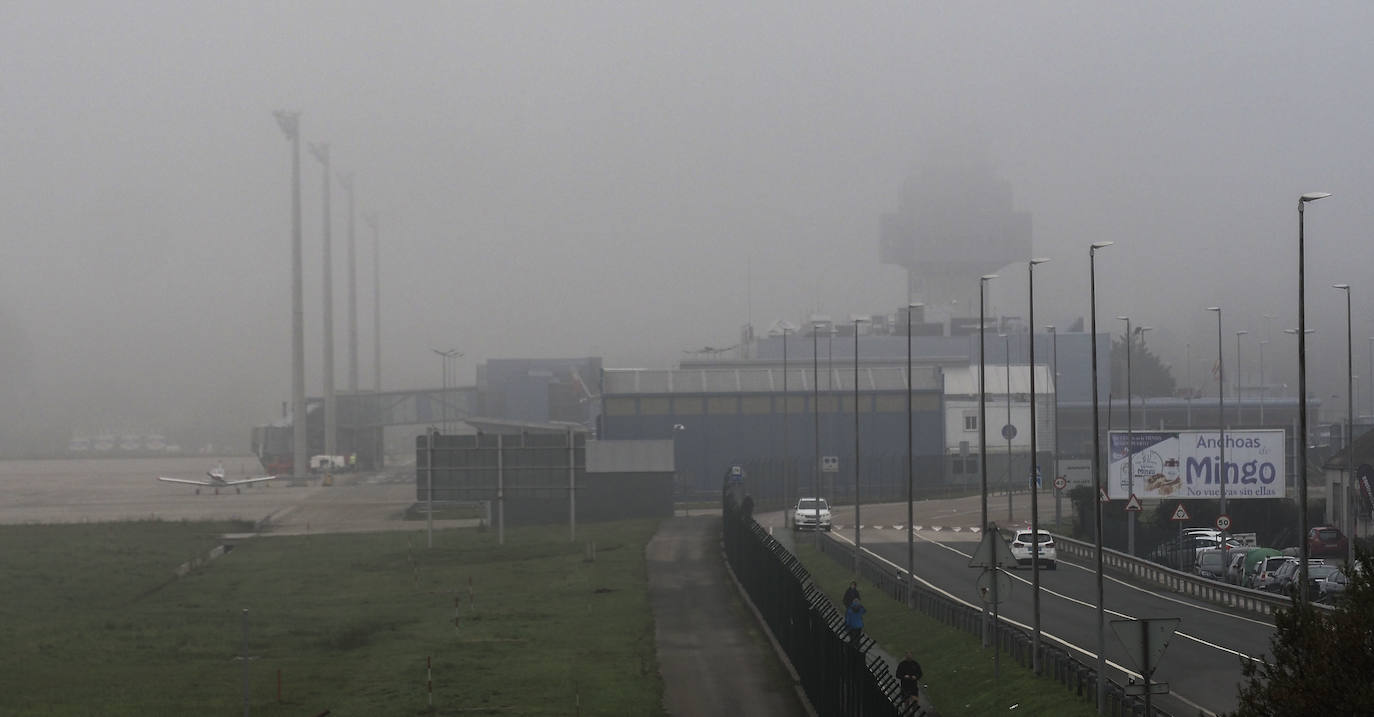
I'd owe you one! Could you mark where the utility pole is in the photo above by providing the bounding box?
[274,111,307,480]
[308,142,337,462]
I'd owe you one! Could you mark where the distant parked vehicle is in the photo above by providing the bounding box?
[1307,526,1349,559]
[1195,549,1229,581]
[1301,564,1342,601]
[1268,558,1325,595]
[1251,555,1292,590]
[1226,547,1259,585]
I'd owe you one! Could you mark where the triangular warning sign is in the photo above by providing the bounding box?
[1099,488,1111,503]
[1110,618,1180,677]
[968,527,1019,568]
[1125,494,1143,512]
[1170,503,1190,521]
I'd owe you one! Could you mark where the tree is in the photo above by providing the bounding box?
[1111,333,1176,398]
[1227,551,1374,715]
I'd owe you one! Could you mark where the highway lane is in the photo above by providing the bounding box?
[851,527,1272,716]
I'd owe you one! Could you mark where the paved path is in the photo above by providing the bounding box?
[648,515,807,716]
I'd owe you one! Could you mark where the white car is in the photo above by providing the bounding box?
[793,497,832,531]
[1010,530,1057,570]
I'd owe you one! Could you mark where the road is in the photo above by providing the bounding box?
[761,492,1272,716]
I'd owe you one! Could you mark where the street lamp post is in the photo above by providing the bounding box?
[365,213,382,394]
[308,142,338,462]
[273,110,307,480]
[980,277,998,533]
[1089,241,1113,714]
[1259,339,1268,426]
[1117,316,1136,555]
[853,315,868,574]
[1028,257,1050,673]
[1208,308,1226,528]
[1236,330,1249,426]
[814,319,822,548]
[1334,283,1354,552]
[1002,333,1013,522]
[1047,324,1061,528]
[782,325,792,527]
[1298,191,1332,604]
[906,303,923,605]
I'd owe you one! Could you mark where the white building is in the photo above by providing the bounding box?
[943,364,1056,489]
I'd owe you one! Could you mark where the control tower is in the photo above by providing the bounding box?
[879,151,1032,318]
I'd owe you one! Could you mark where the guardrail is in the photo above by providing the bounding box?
[1051,535,1330,617]
[816,536,1165,717]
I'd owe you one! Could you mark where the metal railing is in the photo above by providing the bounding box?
[816,535,1169,717]
[723,491,924,716]
[1051,534,1327,616]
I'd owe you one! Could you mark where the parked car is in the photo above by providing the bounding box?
[1241,548,1283,588]
[1307,526,1349,559]
[1195,549,1229,581]
[1010,530,1057,570]
[792,498,832,531]
[1251,555,1293,590]
[1225,547,1259,585]
[1301,564,1342,601]
[1267,558,1325,595]
[1316,568,1349,603]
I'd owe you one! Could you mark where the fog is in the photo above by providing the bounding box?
[3,2,1374,453]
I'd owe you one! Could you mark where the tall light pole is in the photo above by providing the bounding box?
[1235,330,1249,425]
[1334,283,1354,550]
[1298,191,1332,604]
[852,315,868,574]
[1138,326,1153,428]
[906,302,923,605]
[1028,257,1050,673]
[338,172,360,395]
[1208,307,1227,528]
[1259,339,1269,426]
[813,319,822,547]
[432,349,461,433]
[1089,240,1113,714]
[365,213,382,392]
[308,142,338,462]
[1117,315,1136,555]
[1368,337,1374,421]
[1002,333,1013,522]
[781,324,792,527]
[979,276,997,533]
[274,110,307,480]
[1047,324,1061,528]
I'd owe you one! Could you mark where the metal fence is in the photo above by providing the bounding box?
[816,536,1172,717]
[722,490,923,716]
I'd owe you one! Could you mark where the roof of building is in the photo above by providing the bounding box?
[602,365,942,395]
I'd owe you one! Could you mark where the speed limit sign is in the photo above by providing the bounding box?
[1053,476,1067,491]
[1215,514,1232,531]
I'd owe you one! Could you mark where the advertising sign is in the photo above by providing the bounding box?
[1058,459,1093,489]
[1107,430,1286,500]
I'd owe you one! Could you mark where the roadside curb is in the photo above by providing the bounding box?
[720,535,819,717]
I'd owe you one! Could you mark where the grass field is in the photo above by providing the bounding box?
[0,519,665,716]
[794,541,1100,717]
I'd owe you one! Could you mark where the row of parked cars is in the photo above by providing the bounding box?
[1182,525,1354,603]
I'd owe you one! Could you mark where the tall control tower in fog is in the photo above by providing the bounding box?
[879,151,1031,317]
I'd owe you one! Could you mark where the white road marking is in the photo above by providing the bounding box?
[833,531,1229,717]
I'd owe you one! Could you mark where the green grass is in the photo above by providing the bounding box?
[795,542,1100,717]
[0,518,665,716]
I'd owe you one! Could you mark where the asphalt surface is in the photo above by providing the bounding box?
[648,515,808,717]
[756,492,1273,717]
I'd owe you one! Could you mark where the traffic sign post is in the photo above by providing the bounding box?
[969,524,1018,680]
[1110,617,1180,714]
[1053,475,1067,528]
[1171,503,1191,550]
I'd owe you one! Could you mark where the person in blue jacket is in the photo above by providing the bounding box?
[845,598,866,645]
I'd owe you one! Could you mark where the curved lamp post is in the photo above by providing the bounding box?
[1298,191,1332,603]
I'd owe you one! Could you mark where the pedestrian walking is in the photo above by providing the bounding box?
[844,598,866,645]
[896,650,923,705]
[843,580,861,609]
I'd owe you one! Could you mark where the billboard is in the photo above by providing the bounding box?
[1107,430,1286,500]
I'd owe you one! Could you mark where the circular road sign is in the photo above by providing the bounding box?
[1053,476,1068,491]
[1215,514,1232,531]
[1001,423,1018,440]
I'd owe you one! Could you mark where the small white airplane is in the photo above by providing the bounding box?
[157,464,278,494]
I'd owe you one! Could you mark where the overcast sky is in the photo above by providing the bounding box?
[3,2,1373,449]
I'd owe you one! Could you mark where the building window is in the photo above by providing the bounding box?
[964,413,978,432]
